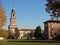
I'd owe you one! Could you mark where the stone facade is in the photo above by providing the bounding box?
[44,20,60,40]
[19,29,35,39]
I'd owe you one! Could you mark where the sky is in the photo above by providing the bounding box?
[0,0,51,30]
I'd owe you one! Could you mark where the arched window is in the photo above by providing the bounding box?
[13,14,14,16]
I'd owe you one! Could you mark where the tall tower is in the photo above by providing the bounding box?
[8,8,17,36]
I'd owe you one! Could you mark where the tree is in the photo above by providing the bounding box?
[26,33,30,39]
[45,0,60,20]
[34,26,42,39]
[7,33,15,39]
[15,28,20,39]
[29,31,34,39]
[0,4,6,28]
[24,31,34,40]
[0,29,8,39]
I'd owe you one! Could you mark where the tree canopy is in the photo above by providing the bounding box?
[45,0,60,20]
[34,26,42,39]
[0,29,8,39]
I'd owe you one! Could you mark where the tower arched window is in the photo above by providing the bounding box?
[13,14,14,16]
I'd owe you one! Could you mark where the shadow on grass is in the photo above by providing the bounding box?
[7,39,60,43]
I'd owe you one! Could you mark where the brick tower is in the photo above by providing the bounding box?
[8,8,17,36]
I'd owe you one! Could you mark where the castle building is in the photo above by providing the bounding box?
[8,8,44,39]
[8,8,35,39]
[8,8,17,36]
[44,20,60,40]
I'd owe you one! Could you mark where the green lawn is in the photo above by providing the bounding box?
[0,40,60,45]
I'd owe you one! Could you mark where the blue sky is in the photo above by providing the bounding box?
[0,0,51,30]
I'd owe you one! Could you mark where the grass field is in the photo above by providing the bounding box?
[0,40,60,45]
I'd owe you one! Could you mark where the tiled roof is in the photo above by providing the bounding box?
[44,20,60,23]
[19,29,44,33]
[19,29,35,31]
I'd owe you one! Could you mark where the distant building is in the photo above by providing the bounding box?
[18,29,44,39]
[44,20,60,40]
[19,29,34,39]
[8,8,44,39]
